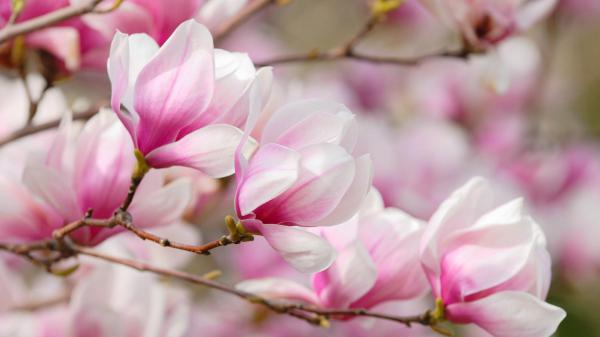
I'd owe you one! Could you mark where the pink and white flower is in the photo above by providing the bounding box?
[108,19,270,177]
[420,177,566,337]
[234,99,372,272]
[418,0,558,50]
[20,110,192,245]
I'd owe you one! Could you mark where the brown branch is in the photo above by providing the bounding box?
[121,222,225,255]
[213,0,279,43]
[0,236,439,330]
[0,0,103,44]
[0,106,100,147]
[255,48,470,67]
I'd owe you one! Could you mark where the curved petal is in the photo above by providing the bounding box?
[134,20,214,153]
[236,143,301,216]
[74,111,134,218]
[352,209,428,307]
[107,32,158,140]
[255,144,356,226]
[439,200,542,304]
[23,162,80,221]
[420,177,493,296]
[309,154,372,227]
[446,291,566,337]
[312,241,376,308]
[128,178,193,230]
[236,278,319,305]
[261,99,357,151]
[145,124,253,178]
[234,67,274,180]
[260,224,336,273]
[179,50,257,135]
[45,112,74,171]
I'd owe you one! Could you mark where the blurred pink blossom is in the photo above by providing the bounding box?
[418,0,557,50]
[18,110,191,245]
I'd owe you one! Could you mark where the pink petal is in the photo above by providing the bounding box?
[446,291,566,337]
[439,199,543,304]
[261,99,357,151]
[312,241,376,308]
[255,144,356,226]
[236,143,301,216]
[236,278,320,305]
[128,178,193,230]
[352,209,428,308]
[260,223,336,273]
[45,112,74,171]
[309,154,372,227]
[420,177,493,296]
[134,20,214,153]
[234,67,274,181]
[107,32,158,140]
[145,124,252,177]
[178,50,257,135]
[74,111,134,219]
[23,161,80,221]
[0,176,63,242]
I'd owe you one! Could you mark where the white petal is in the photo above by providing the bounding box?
[260,224,336,273]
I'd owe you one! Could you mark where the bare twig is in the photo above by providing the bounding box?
[0,106,100,147]
[213,0,279,43]
[0,0,103,44]
[255,48,470,67]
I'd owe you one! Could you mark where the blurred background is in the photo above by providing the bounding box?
[1,0,599,336]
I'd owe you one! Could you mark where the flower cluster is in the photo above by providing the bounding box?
[1,0,590,336]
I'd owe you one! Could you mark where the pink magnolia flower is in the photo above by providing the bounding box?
[237,189,427,310]
[234,99,373,272]
[420,177,566,337]
[108,19,270,176]
[418,0,557,50]
[19,110,191,245]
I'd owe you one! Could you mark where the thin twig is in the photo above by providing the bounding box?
[121,223,226,255]
[0,106,100,147]
[0,236,437,329]
[255,48,470,67]
[0,0,103,44]
[213,0,278,43]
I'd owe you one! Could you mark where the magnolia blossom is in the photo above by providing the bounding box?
[234,99,372,272]
[108,19,270,177]
[418,0,557,49]
[420,177,566,337]
[237,189,427,310]
[18,110,191,245]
